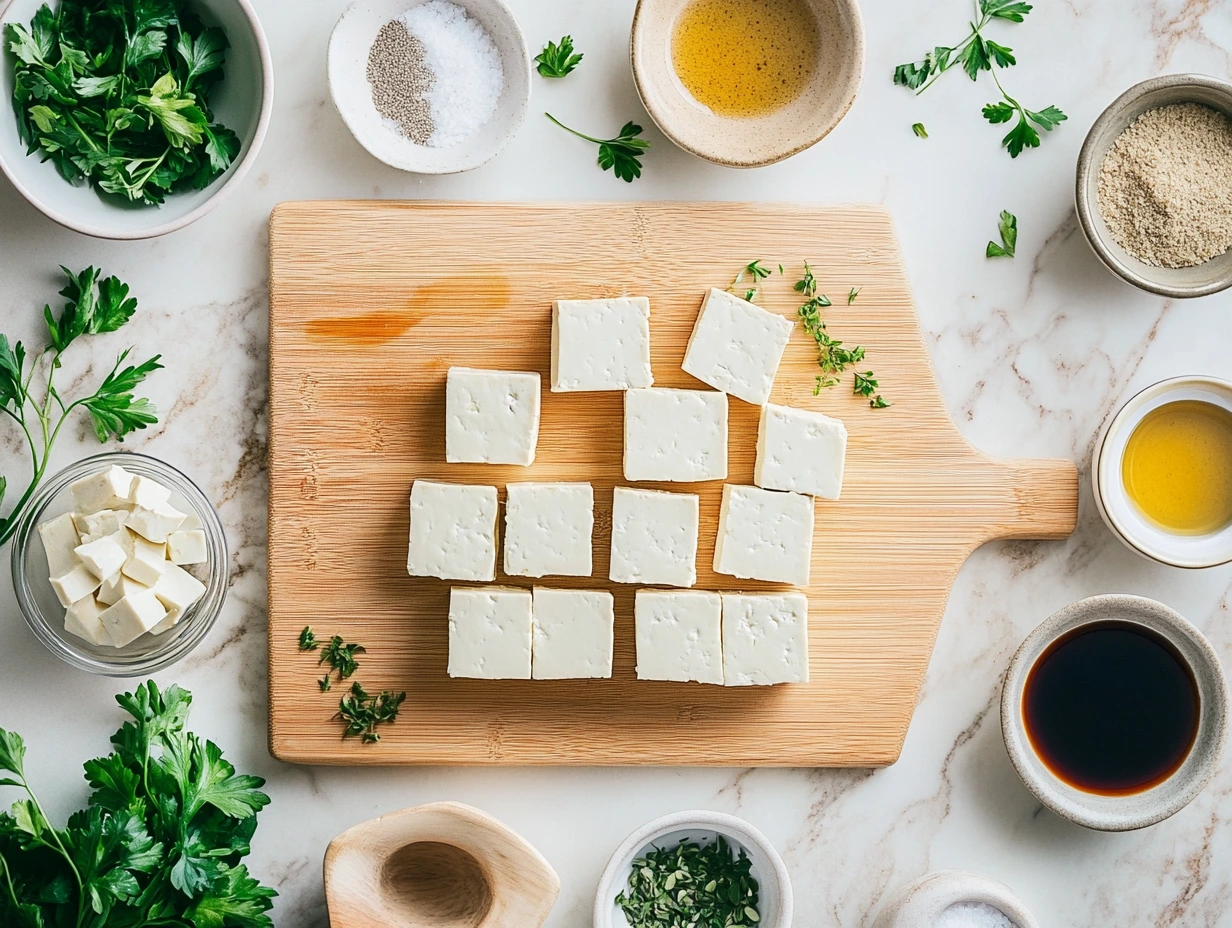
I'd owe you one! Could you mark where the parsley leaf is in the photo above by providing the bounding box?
[298,626,319,650]
[912,121,928,138]
[986,209,1018,257]
[81,350,164,442]
[336,683,407,744]
[320,635,365,681]
[535,35,583,78]
[546,113,650,182]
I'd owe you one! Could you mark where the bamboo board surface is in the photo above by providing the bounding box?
[267,202,1077,766]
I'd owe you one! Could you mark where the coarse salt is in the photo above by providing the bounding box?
[934,901,1018,928]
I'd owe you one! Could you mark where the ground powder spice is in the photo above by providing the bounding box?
[1097,102,1232,268]
[367,20,435,144]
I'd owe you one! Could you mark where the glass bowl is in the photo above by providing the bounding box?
[10,452,228,676]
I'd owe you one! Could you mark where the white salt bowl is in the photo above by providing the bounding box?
[872,871,1040,928]
[328,0,530,174]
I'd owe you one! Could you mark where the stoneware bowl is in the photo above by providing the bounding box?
[1075,73,1232,298]
[1002,594,1228,832]
[593,810,791,928]
[630,0,864,167]
[0,0,273,240]
[324,801,560,928]
[1092,375,1232,568]
[872,870,1040,928]
[328,0,530,174]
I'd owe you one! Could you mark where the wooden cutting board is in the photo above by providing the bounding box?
[267,201,1077,766]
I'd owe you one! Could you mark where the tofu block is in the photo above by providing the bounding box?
[167,529,207,565]
[447,586,533,679]
[38,513,81,577]
[178,509,202,532]
[98,590,168,648]
[149,606,184,636]
[74,534,128,581]
[681,288,794,406]
[755,403,848,499]
[69,465,134,514]
[50,563,103,607]
[98,571,149,607]
[722,592,810,685]
[714,485,815,586]
[623,388,728,482]
[123,535,169,586]
[634,589,723,684]
[72,509,128,540]
[407,481,499,581]
[609,487,699,587]
[551,297,653,392]
[128,474,172,510]
[64,596,110,646]
[445,367,541,466]
[531,587,614,679]
[152,562,206,613]
[127,503,187,543]
[503,483,594,578]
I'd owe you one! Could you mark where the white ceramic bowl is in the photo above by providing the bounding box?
[0,0,272,240]
[1092,375,1232,568]
[328,0,530,174]
[872,871,1040,928]
[593,810,791,928]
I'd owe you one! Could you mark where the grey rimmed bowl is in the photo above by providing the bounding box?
[1001,595,1227,832]
[1076,73,1232,298]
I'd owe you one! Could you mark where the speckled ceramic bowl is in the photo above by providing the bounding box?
[872,871,1040,928]
[630,0,864,167]
[1002,595,1228,832]
[1075,73,1232,298]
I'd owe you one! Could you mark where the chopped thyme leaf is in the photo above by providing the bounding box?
[848,287,861,304]
[337,683,407,743]
[298,626,319,651]
[319,675,332,692]
[912,122,929,138]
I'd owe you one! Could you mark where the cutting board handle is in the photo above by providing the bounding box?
[986,457,1079,542]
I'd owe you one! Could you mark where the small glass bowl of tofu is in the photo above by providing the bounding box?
[10,452,227,676]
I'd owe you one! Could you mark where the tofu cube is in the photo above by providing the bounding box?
[714,484,815,586]
[755,403,848,499]
[50,563,103,607]
[98,571,149,607]
[624,388,728,482]
[123,535,169,586]
[503,483,594,578]
[445,367,541,466]
[128,475,172,510]
[407,481,498,581]
[721,592,810,685]
[531,587,614,679]
[153,562,206,614]
[149,606,184,636]
[74,534,129,581]
[447,586,533,679]
[98,590,168,648]
[167,529,207,565]
[127,503,187,543]
[551,297,653,392]
[69,465,134,513]
[38,513,81,577]
[72,509,128,540]
[178,509,202,531]
[681,288,794,406]
[609,487,699,587]
[64,596,110,646]
[634,589,723,685]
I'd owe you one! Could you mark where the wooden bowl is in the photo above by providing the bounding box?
[630,0,864,167]
[324,801,560,928]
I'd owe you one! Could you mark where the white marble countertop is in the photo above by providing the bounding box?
[2,0,1231,925]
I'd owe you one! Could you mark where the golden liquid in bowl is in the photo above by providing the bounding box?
[670,0,819,119]
[1122,399,1232,534]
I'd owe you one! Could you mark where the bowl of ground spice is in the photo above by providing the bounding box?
[1077,73,1232,298]
[328,0,530,174]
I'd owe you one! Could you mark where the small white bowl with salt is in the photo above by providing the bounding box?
[872,871,1040,928]
[328,0,530,173]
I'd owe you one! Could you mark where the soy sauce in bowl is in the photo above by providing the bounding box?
[1022,621,1200,795]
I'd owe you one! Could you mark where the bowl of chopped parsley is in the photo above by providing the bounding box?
[0,0,272,239]
[594,809,792,928]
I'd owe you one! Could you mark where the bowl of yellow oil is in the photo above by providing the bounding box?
[1093,376,1232,567]
[630,0,864,167]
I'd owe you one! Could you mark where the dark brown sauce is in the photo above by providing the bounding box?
[1023,621,1199,796]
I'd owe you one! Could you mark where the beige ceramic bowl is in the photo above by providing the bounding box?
[630,0,864,167]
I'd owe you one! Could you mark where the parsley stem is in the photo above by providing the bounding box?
[544,112,602,145]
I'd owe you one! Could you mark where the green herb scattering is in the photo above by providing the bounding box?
[854,371,890,408]
[0,266,161,546]
[986,209,1018,257]
[535,35,583,78]
[892,0,1066,157]
[545,113,649,182]
[847,286,861,304]
[320,635,365,682]
[5,0,240,205]
[337,683,407,744]
[912,121,928,138]
[298,625,319,651]
[731,259,775,302]
[0,681,276,927]
[615,836,760,928]
[793,263,889,406]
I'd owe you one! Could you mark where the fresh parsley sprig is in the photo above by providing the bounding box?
[615,836,760,928]
[545,114,650,182]
[892,0,1065,157]
[535,35,583,78]
[0,266,162,546]
[986,209,1018,257]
